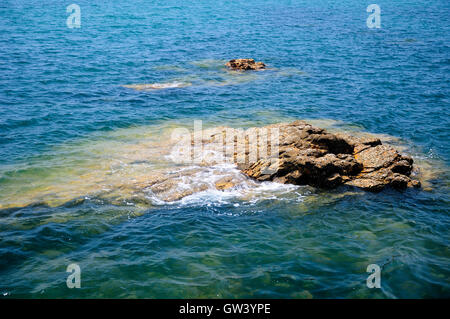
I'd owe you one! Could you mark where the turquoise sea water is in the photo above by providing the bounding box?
[0,0,449,298]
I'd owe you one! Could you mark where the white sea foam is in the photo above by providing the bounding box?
[123,81,191,90]
[144,162,300,207]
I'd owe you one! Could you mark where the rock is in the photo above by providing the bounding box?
[344,178,386,192]
[391,159,413,175]
[388,173,410,190]
[172,120,420,192]
[164,184,209,202]
[150,179,178,193]
[408,179,421,188]
[225,59,266,71]
[236,121,420,192]
[354,145,399,170]
[215,176,235,191]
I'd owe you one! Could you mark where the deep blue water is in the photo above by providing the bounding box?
[0,0,449,298]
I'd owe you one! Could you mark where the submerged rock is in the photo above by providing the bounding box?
[238,121,421,191]
[225,59,266,71]
[215,176,235,191]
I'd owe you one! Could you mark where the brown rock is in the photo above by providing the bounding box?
[225,59,266,71]
[354,145,400,169]
[178,120,420,192]
[408,179,421,188]
[388,173,410,190]
[344,178,386,192]
[215,177,235,191]
[390,157,413,174]
[237,121,420,192]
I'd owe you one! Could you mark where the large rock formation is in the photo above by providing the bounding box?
[225,58,266,71]
[236,121,420,191]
